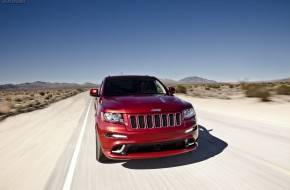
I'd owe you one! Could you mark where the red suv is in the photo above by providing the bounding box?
[90,75,198,162]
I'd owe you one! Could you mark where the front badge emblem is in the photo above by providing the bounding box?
[151,108,161,112]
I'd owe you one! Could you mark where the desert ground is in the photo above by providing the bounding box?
[172,82,290,102]
[0,88,88,121]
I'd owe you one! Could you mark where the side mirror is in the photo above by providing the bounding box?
[168,87,175,96]
[90,89,99,97]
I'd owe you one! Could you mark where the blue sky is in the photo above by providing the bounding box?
[0,0,290,84]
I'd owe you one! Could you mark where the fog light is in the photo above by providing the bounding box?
[185,127,194,133]
[112,134,127,139]
[104,132,128,139]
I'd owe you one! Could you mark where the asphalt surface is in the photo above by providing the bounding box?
[45,95,290,190]
[1,92,289,190]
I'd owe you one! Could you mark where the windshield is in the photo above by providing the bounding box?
[103,77,167,96]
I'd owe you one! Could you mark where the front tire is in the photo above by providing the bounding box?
[96,131,109,163]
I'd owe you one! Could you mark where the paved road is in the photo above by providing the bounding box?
[1,93,289,190]
[45,95,290,190]
[0,92,88,190]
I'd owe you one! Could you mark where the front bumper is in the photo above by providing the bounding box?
[97,121,199,160]
[104,138,198,160]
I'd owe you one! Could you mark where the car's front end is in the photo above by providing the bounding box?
[96,109,198,160]
[91,75,199,161]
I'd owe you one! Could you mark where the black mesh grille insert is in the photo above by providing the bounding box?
[176,113,181,126]
[138,116,145,129]
[169,114,174,126]
[127,140,186,154]
[162,114,168,127]
[146,115,153,128]
[154,115,160,128]
[130,116,137,129]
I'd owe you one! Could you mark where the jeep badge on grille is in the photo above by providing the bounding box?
[151,108,161,112]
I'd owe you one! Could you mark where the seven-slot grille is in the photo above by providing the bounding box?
[129,113,181,129]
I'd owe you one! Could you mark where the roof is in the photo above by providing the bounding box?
[105,75,156,79]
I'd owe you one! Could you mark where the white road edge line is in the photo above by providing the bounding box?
[62,98,92,190]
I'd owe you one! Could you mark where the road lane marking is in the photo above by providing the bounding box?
[62,98,92,190]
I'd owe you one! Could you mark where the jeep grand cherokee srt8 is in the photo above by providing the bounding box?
[90,75,198,162]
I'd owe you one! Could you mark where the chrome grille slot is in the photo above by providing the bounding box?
[129,112,182,129]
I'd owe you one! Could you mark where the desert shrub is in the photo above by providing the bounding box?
[39,91,45,96]
[176,85,187,93]
[241,83,249,90]
[5,97,12,102]
[187,85,192,90]
[243,84,271,101]
[267,82,275,87]
[276,85,290,95]
[229,84,234,88]
[15,97,22,102]
[208,84,220,89]
[258,91,271,102]
[205,86,210,90]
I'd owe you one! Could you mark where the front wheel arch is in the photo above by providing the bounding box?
[95,130,109,163]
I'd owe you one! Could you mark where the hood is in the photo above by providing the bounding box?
[100,95,191,114]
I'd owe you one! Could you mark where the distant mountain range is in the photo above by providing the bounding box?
[0,81,98,90]
[243,77,290,83]
[179,76,218,84]
[270,77,290,83]
[1,76,289,90]
[161,76,290,84]
[161,76,218,84]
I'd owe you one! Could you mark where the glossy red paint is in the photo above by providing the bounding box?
[91,75,198,161]
[90,89,99,97]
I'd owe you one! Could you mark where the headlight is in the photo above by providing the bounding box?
[103,112,124,123]
[183,108,196,119]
